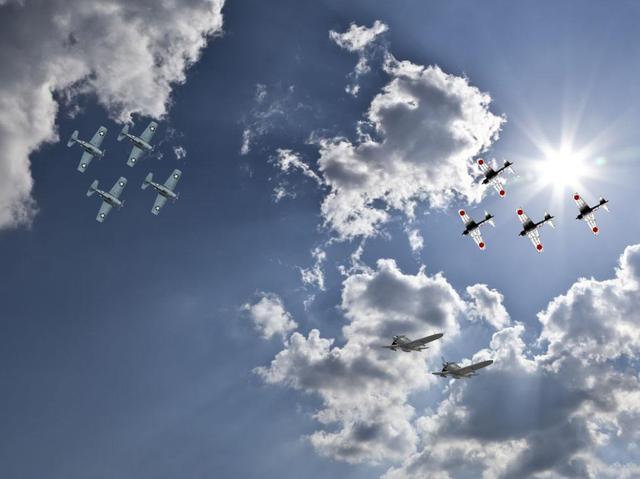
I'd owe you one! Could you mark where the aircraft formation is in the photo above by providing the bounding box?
[382,333,494,379]
[460,158,609,252]
[67,122,183,222]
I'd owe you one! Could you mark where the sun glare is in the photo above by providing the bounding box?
[538,145,588,189]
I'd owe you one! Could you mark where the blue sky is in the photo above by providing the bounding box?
[1,1,640,478]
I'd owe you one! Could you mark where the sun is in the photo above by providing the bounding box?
[535,143,594,192]
[539,146,584,188]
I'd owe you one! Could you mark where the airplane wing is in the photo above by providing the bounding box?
[454,359,494,377]
[527,229,543,252]
[77,150,94,173]
[109,177,127,198]
[89,126,108,148]
[151,194,168,215]
[517,208,531,225]
[96,201,112,223]
[477,158,492,174]
[163,169,182,191]
[126,146,145,167]
[491,177,506,197]
[403,333,444,349]
[573,193,589,211]
[140,121,158,144]
[585,213,599,234]
[458,209,473,226]
[470,228,486,249]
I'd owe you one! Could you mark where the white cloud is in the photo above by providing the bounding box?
[330,21,388,53]
[330,21,388,97]
[257,258,506,465]
[173,145,187,160]
[257,245,640,477]
[315,54,503,239]
[0,0,225,228]
[275,148,323,185]
[406,228,424,253]
[300,247,327,290]
[384,245,640,479]
[465,284,511,330]
[243,292,298,340]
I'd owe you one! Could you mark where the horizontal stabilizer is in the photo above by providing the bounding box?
[67,130,79,147]
[87,180,98,197]
[117,124,129,142]
[142,172,153,190]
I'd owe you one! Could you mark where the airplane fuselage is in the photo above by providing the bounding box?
[77,139,104,157]
[148,181,178,200]
[519,217,552,236]
[462,217,491,235]
[576,200,607,220]
[123,133,153,151]
[94,189,123,208]
[481,161,513,184]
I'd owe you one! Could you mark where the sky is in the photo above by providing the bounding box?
[1,1,640,478]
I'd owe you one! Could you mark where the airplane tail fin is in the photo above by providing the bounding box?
[505,160,515,175]
[141,172,153,190]
[117,124,129,142]
[484,211,495,227]
[544,212,555,228]
[67,130,79,147]
[87,180,98,197]
[174,191,180,201]
[600,198,609,212]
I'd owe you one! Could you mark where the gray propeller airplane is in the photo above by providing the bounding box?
[477,158,514,198]
[87,177,127,223]
[573,192,609,235]
[67,126,108,173]
[118,121,158,167]
[141,169,182,215]
[459,209,495,250]
[517,208,555,253]
[382,333,443,352]
[433,358,494,379]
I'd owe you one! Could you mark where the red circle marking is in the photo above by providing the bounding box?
[479,242,485,249]
[517,209,523,215]
[499,190,505,197]
[459,210,465,216]
[574,194,580,201]
[536,244,543,251]
[478,159,484,165]
[593,226,599,233]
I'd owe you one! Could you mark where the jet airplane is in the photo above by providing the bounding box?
[382,333,443,352]
[141,169,182,215]
[573,192,608,235]
[118,121,158,167]
[87,177,127,222]
[433,358,494,378]
[517,208,555,253]
[477,158,514,198]
[67,126,108,173]
[459,209,495,250]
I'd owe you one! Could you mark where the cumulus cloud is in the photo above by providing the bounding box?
[384,245,640,479]
[257,259,505,465]
[256,245,640,477]
[315,54,503,239]
[243,292,298,340]
[0,0,224,228]
[465,284,511,329]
